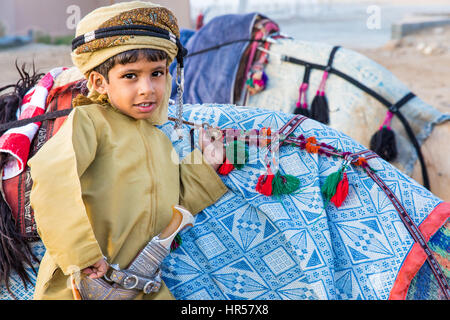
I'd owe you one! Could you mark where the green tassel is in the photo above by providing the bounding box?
[225,140,249,169]
[170,234,182,252]
[272,171,301,196]
[321,167,344,203]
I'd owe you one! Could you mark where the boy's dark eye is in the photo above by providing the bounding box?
[152,70,164,77]
[122,73,136,79]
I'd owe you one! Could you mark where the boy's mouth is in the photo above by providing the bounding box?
[134,102,157,112]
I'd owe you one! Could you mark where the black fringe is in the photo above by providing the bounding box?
[0,62,43,298]
[370,127,398,161]
[294,107,310,117]
[310,94,330,124]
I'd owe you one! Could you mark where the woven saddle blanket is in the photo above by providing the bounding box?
[1,102,448,300]
[157,103,449,300]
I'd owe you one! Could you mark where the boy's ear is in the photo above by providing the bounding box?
[89,71,108,95]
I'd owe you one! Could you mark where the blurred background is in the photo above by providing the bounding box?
[0,0,449,111]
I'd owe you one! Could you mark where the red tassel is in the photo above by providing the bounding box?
[218,158,235,175]
[196,12,204,30]
[330,172,349,207]
[256,167,274,196]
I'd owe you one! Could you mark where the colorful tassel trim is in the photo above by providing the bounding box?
[256,168,275,196]
[246,69,268,95]
[259,127,272,147]
[215,127,368,206]
[330,172,349,207]
[272,171,301,196]
[245,25,276,97]
[256,166,300,196]
[354,157,369,168]
[311,71,330,124]
[305,136,321,153]
[218,140,249,175]
[369,110,397,161]
[218,158,235,175]
[196,12,204,30]
[321,163,349,208]
[170,234,182,252]
[294,83,310,116]
[261,127,272,136]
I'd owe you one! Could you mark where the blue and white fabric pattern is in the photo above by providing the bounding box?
[159,103,442,300]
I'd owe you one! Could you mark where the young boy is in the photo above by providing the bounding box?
[28,1,227,300]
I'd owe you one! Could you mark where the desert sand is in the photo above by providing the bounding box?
[355,25,450,114]
[0,43,72,89]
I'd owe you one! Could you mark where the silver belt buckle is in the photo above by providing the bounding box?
[143,280,155,294]
[123,274,139,290]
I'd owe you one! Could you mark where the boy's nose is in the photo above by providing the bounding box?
[138,78,155,95]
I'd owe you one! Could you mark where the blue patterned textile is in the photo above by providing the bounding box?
[159,103,443,300]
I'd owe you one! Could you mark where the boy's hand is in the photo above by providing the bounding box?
[82,258,109,279]
[199,127,225,171]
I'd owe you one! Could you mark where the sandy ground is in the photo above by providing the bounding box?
[0,25,449,116]
[0,43,72,89]
[353,25,450,114]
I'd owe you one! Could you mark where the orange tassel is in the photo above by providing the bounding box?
[259,128,266,146]
[218,158,235,175]
[330,172,349,207]
[256,167,274,196]
[259,127,271,147]
[261,127,267,135]
[305,136,320,153]
[306,136,317,144]
[354,157,368,167]
[306,144,320,153]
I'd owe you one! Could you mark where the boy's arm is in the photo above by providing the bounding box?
[178,134,228,214]
[28,108,103,275]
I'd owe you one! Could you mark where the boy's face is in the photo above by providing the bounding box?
[91,56,168,120]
